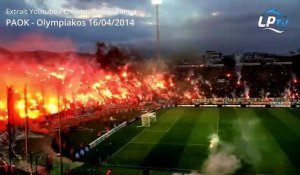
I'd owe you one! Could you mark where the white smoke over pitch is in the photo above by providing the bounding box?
[202,133,241,175]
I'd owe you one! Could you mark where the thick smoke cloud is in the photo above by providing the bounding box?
[202,134,241,175]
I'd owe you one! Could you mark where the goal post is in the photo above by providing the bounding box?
[140,112,156,127]
[141,114,151,127]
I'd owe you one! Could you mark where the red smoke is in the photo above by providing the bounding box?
[0,33,176,125]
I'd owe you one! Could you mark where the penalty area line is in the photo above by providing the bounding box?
[107,128,147,161]
[107,111,182,161]
[130,141,208,147]
[217,110,220,135]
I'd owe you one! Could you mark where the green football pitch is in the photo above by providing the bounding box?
[76,107,300,175]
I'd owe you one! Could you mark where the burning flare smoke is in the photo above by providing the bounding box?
[0,51,175,124]
[202,133,241,175]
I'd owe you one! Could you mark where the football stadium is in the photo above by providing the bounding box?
[72,107,300,175]
[1,0,300,175]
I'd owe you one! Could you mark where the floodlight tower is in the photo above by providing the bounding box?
[152,0,162,61]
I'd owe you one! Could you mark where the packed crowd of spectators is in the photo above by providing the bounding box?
[172,54,300,99]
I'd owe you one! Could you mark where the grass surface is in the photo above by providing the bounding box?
[74,107,300,175]
[63,111,141,148]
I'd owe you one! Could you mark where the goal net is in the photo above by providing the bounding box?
[141,112,156,127]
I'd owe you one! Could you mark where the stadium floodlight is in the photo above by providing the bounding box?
[152,0,162,61]
[152,0,162,5]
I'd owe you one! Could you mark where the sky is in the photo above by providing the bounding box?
[0,0,300,56]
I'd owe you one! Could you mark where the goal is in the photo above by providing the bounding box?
[141,112,156,127]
